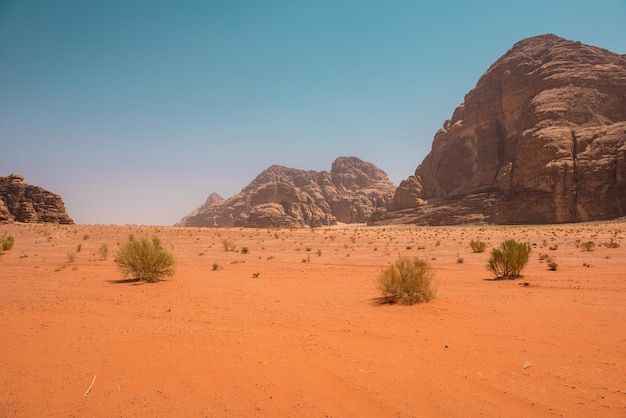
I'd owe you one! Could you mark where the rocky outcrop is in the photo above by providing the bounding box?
[375,34,626,225]
[177,157,395,227]
[0,174,74,224]
[177,193,224,227]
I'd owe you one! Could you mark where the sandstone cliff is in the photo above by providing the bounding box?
[0,174,74,224]
[374,34,626,225]
[177,157,395,227]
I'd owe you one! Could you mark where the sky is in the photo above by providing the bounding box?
[1,0,625,225]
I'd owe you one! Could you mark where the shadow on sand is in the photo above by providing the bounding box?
[107,278,143,285]
[371,297,398,306]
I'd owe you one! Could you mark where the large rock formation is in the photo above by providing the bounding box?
[177,157,395,227]
[0,174,74,224]
[373,34,626,225]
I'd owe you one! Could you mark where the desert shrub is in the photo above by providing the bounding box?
[1,233,15,251]
[487,239,532,279]
[469,240,487,253]
[547,261,558,271]
[240,246,249,254]
[602,239,620,248]
[115,236,175,283]
[377,256,435,305]
[97,243,109,260]
[581,241,595,252]
[221,238,236,252]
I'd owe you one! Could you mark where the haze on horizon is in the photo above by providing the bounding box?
[1,0,625,225]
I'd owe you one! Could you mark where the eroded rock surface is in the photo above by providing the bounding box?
[376,34,626,225]
[177,157,395,227]
[0,174,74,224]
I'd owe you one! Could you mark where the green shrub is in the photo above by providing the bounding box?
[1,233,15,251]
[469,240,487,253]
[487,239,532,279]
[377,256,436,305]
[115,236,175,283]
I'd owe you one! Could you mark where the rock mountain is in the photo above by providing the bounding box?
[177,157,395,228]
[0,174,74,224]
[372,34,626,225]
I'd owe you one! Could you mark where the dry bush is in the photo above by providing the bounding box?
[222,238,236,252]
[97,243,109,260]
[1,233,15,251]
[115,236,175,283]
[469,240,487,253]
[377,256,436,305]
[581,241,595,252]
[487,239,531,279]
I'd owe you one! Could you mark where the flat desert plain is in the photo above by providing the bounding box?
[1,221,625,417]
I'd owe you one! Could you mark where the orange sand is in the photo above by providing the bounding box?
[1,222,625,417]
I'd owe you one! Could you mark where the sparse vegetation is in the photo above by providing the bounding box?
[1,233,15,252]
[487,239,532,279]
[469,240,487,253]
[377,256,436,305]
[241,246,249,254]
[547,261,558,271]
[115,236,175,283]
[97,243,109,260]
[601,239,620,248]
[222,238,236,252]
[581,241,595,252]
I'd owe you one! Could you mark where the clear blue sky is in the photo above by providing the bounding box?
[1,0,624,225]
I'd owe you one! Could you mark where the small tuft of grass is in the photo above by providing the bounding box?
[97,243,109,261]
[1,233,15,251]
[602,239,620,248]
[469,240,487,253]
[581,241,595,252]
[222,239,236,252]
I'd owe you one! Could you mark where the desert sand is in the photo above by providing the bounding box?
[0,221,625,417]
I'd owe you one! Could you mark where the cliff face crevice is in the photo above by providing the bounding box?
[374,34,626,225]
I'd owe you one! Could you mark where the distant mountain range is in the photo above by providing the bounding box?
[176,156,395,227]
